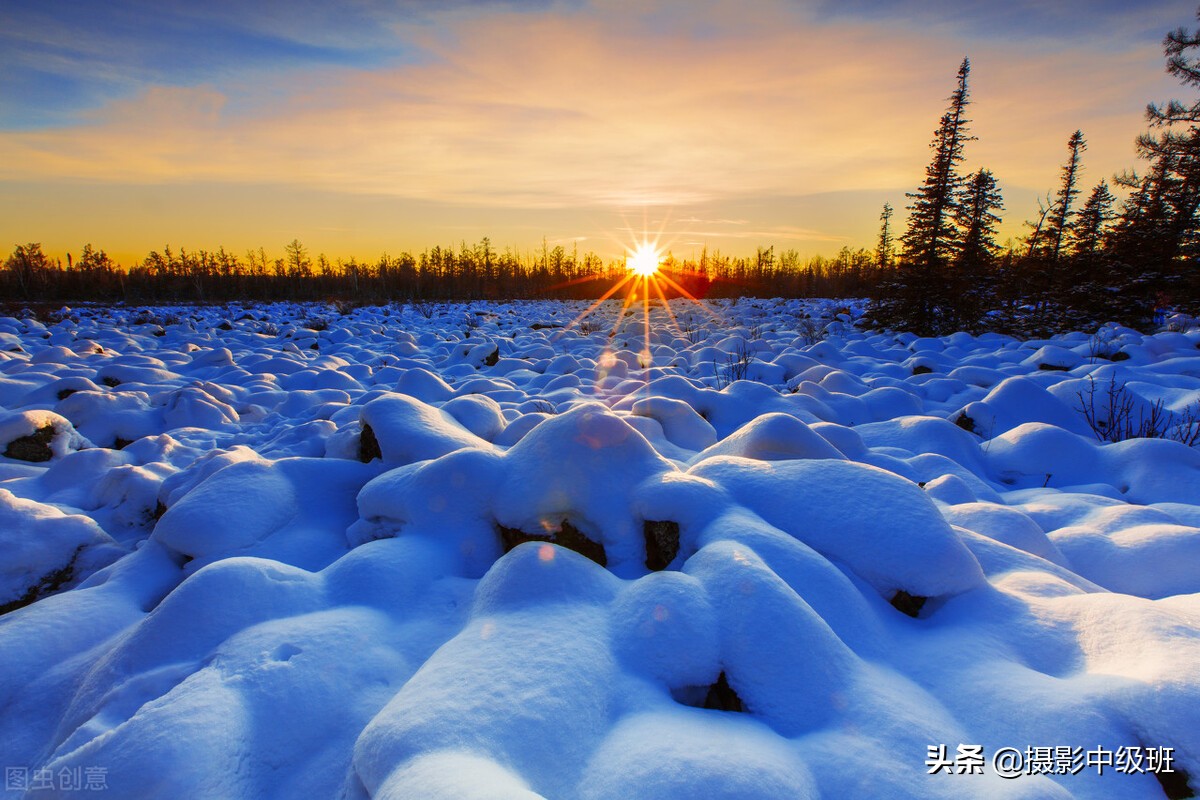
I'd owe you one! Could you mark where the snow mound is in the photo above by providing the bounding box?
[692,412,845,463]
[0,409,90,462]
[689,456,985,599]
[359,393,494,464]
[1,299,1198,800]
[0,488,122,610]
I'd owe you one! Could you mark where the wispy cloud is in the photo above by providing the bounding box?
[812,0,1182,41]
[0,0,1189,256]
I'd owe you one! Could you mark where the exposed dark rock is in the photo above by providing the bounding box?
[912,365,933,375]
[954,413,975,433]
[530,323,562,330]
[483,346,500,367]
[891,589,927,618]
[1037,362,1070,371]
[56,388,77,401]
[3,424,55,462]
[671,671,746,712]
[153,500,168,521]
[101,376,121,388]
[1155,765,1194,799]
[643,520,680,571]
[0,545,84,616]
[497,519,607,567]
[113,437,133,450]
[702,671,744,712]
[1110,351,1131,362]
[358,422,381,463]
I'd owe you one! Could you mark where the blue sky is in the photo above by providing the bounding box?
[0,0,1194,263]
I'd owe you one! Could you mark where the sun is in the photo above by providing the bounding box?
[626,243,661,277]
[557,223,720,368]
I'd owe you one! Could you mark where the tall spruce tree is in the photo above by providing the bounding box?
[1031,129,1087,324]
[872,57,974,335]
[877,202,894,270]
[953,169,1004,331]
[1148,13,1200,126]
[1070,181,1116,257]
[902,58,973,281]
[1059,181,1118,326]
[1103,6,1200,324]
[1046,130,1087,263]
[958,169,1005,261]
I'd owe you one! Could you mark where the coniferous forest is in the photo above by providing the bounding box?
[868,33,1200,337]
[5,10,1200,336]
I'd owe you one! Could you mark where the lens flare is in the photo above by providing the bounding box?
[626,244,661,277]
[557,224,722,384]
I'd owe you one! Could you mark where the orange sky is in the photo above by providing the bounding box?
[0,0,1191,266]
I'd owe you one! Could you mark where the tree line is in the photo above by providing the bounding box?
[5,11,1200,333]
[869,9,1200,336]
[0,237,889,308]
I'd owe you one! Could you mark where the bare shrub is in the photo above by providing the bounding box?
[1075,375,1200,446]
[331,299,361,316]
[1087,328,1118,362]
[531,400,557,415]
[797,316,827,346]
[713,341,753,390]
[677,316,703,345]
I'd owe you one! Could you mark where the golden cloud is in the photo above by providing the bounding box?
[0,0,1171,213]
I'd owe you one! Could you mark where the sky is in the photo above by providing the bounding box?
[0,0,1195,266]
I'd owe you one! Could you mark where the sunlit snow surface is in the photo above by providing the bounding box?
[1,299,1199,799]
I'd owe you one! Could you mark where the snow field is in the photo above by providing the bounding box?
[0,299,1198,799]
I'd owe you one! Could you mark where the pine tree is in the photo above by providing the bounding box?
[1062,181,1117,326]
[953,169,1004,330]
[1030,129,1087,325]
[877,202,894,270]
[4,243,50,300]
[872,57,974,335]
[1046,130,1087,263]
[1110,7,1200,323]
[1070,181,1116,257]
[902,58,973,273]
[1147,14,1200,126]
[958,169,1005,261]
